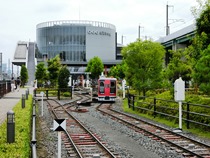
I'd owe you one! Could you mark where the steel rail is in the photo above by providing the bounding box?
[64,106,117,158]
[48,99,116,158]
[48,100,84,158]
[97,103,210,158]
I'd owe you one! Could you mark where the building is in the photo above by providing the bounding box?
[36,20,122,72]
[11,20,123,84]
[157,23,195,65]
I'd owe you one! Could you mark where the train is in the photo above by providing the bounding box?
[98,77,117,102]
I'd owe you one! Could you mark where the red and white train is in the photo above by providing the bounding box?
[98,77,117,102]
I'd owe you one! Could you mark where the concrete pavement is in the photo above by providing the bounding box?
[0,86,34,125]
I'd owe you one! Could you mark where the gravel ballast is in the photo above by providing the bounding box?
[36,97,191,158]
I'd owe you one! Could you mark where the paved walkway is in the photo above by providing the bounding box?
[0,86,34,125]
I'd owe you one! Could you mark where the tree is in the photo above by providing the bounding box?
[35,62,48,87]
[20,65,28,87]
[194,45,210,94]
[195,2,210,50]
[122,40,165,95]
[190,1,210,93]
[58,65,70,90]
[164,49,192,84]
[86,56,104,79]
[47,55,62,87]
[109,62,126,79]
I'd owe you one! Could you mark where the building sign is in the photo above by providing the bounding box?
[87,30,111,36]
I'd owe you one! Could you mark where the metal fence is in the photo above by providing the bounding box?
[0,80,11,97]
[33,87,72,100]
[127,94,210,129]
[31,98,37,158]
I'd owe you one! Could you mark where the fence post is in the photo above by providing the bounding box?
[132,95,135,111]
[46,90,48,99]
[186,102,190,129]
[128,94,130,108]
[57,89,60,100]
[70,87,72,99]
[154,97,156,118]
[34,89,36,97]
[3,81,6,96]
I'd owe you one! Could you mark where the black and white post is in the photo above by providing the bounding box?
[53,119,66,158]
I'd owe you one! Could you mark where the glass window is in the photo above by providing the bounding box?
[110,81,116,93]
[37,24,86,62]
[99,81,104,93]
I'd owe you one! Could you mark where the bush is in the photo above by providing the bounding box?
[0,95,33,157]
[62,92,71,97]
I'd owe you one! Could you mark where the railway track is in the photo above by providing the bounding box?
[97,103,210,158]
[46,99,120,158]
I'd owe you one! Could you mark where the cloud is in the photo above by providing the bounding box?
[0,0,197,62]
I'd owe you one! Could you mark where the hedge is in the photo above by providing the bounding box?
[0,95,32,157]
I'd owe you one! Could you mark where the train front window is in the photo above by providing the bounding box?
[99,81,105,93]
[110,81,116,94]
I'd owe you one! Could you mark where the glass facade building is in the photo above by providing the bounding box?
[36,20,116,63]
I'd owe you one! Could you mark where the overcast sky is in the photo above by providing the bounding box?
[0,0,197,63]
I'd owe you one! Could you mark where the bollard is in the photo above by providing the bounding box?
[25,90,28,100]
[22,94,25,108]
[7,110,15,143]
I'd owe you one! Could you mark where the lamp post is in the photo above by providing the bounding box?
[7,110,15,143]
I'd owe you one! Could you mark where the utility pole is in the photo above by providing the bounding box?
[166,4,174,35]
[166,4,170,35]
[166,4,184,36]
[138,24,144,40]
[121,35,126,44]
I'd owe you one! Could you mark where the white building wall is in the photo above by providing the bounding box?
[86,26,116,61]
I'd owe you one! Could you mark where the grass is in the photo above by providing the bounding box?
[123,99,210,140]
[0,95,33,157]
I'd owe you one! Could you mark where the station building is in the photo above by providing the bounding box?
[36,20,122,72]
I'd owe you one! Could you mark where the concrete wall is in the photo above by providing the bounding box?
[86,26,116,61]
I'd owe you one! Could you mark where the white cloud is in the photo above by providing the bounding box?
[0,0,197,63]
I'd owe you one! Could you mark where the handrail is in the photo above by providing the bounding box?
[31,98,37,158]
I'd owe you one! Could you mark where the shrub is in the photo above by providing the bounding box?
[0,95,33,157]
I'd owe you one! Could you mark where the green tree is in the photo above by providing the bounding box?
[190,1,210,93]
[164,49,192,84]
[20,65,28,87]
[35,62,48,87]
[194,45,210,94]
[47,55,62,87]
[86,56,104,79]
[195,1,210,50]
[122,40,165,95]
[58,65,70,90]
[109,62,126,79]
